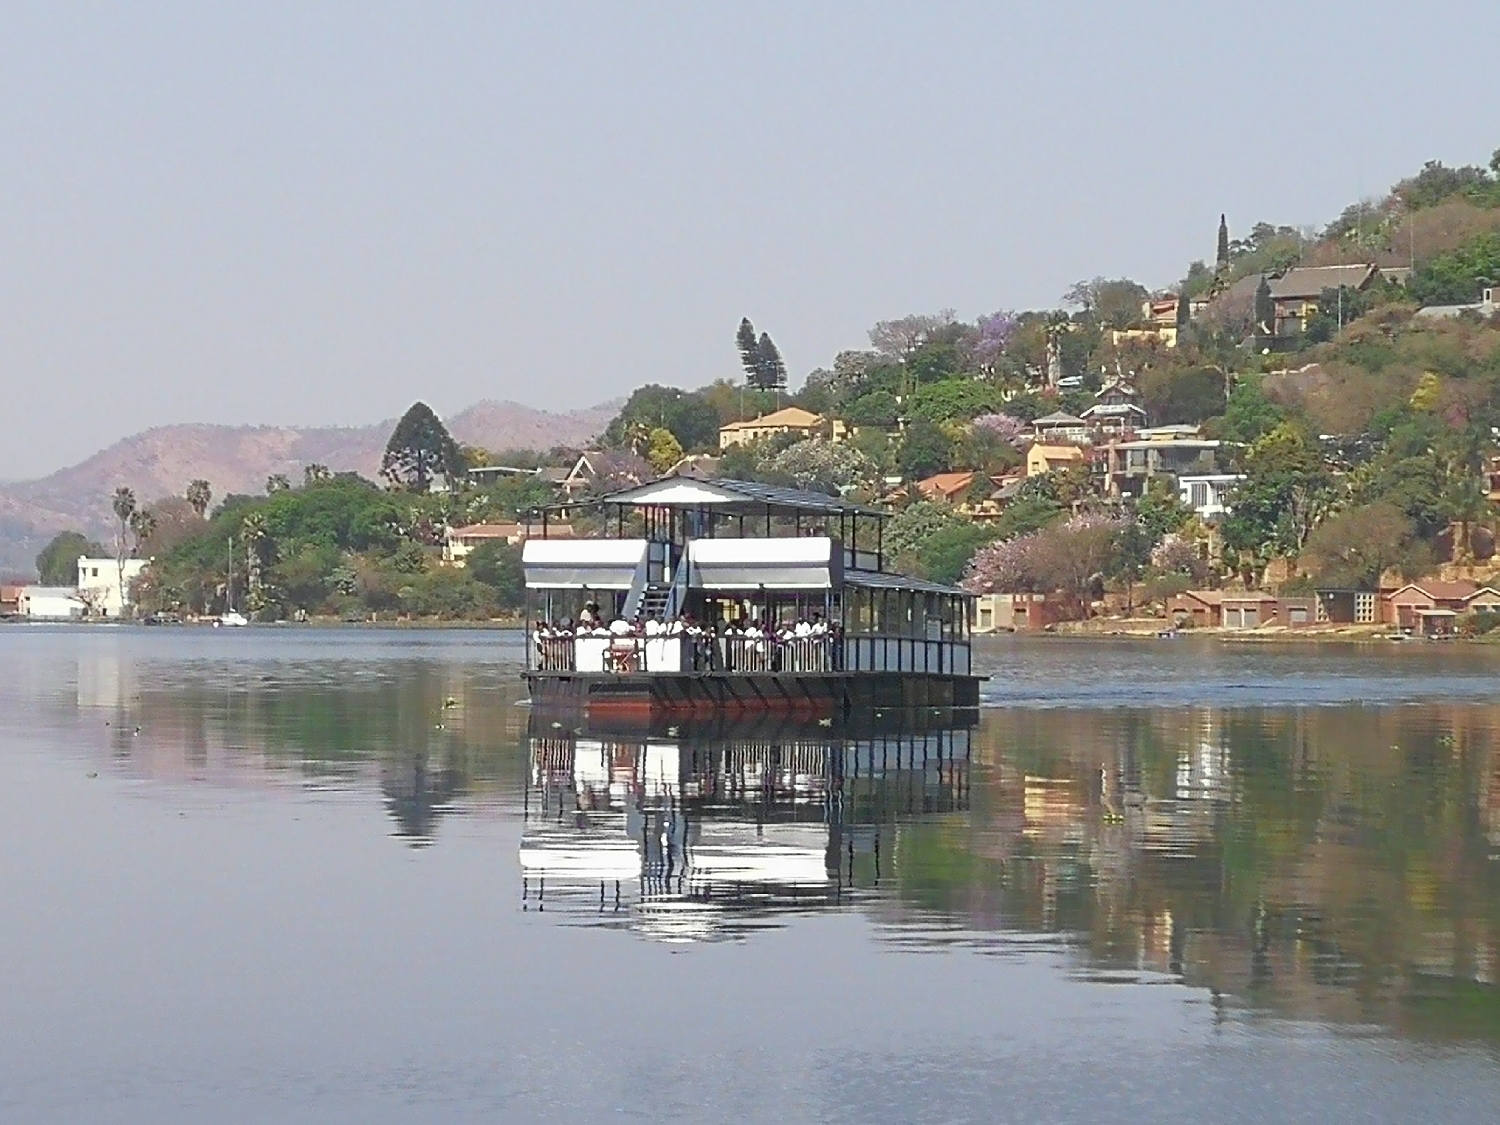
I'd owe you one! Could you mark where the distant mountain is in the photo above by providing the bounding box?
[0,399,620,577]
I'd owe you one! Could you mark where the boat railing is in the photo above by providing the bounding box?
[530,632,967,676]
[534,635,576,671]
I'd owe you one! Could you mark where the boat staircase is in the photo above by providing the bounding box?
[623,541,691,622]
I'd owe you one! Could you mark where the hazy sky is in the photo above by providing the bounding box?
[3,2,1498,479]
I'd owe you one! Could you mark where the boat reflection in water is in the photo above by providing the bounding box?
[520,717,972,942]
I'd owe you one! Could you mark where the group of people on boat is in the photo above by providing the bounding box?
[532,602,840,672]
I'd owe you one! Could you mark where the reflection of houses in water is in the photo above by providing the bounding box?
[520,725,972,942]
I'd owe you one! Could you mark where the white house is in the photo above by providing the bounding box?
[1177,474,1243,520]
[18,586,85,619]
[77,556,148,617]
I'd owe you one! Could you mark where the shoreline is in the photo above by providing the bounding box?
[1036,618,1500,644]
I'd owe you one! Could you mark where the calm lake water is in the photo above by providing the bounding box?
[4,627,1500,1123]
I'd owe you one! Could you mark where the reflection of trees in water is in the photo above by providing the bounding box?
[74,659,531,835]
[381,747,466,844]
[906,705,1500,1040]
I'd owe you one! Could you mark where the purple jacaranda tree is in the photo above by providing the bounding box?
[971,412,1029,450]
[966,512,1127,616]
[965,532,1042,594]
[1151,533,1207,580]
[969,310,1019,375]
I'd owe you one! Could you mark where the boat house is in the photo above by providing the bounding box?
[520,477,979,719]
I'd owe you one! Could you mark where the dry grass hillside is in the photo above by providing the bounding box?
[0,399,619,578]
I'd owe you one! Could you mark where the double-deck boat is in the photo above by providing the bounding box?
[520,476,981,720]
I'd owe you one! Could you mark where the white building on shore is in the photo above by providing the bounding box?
[77,556,148,617]
[18,586,86,618]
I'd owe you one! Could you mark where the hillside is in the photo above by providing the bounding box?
[0,399,618,577]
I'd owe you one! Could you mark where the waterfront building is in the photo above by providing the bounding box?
[76,556,147,617]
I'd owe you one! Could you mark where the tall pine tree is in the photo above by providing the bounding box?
[736,318,760,383]
[754,332,787,392]
[381,402,465,491]
[1216,214,1230,272]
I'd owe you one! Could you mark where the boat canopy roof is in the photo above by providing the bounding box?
[546,476,885,518]
[845,568,972,598]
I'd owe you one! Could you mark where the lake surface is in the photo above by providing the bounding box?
[4,626,1500,1122]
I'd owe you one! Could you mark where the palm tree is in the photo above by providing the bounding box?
[128,509,157,556]
[241,512,270,615]
[111,487,136,616]
[185,479,212,518]
[622,420,651,456]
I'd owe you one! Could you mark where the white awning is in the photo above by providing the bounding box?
[522,539,647,589]
[688,536,839,590]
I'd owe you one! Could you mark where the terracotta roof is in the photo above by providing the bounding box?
[1177,589,1226,606]
[1390,580,1481,601]
[916,471,976,500]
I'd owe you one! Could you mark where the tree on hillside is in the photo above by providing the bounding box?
[1142,365,1229,426]
[844,390,901,427]
[759,440,877,496]
[466,539,525,610]
[885,502,966,559]
[1217,376,1285,445]
[971,413,1028,450]
[969,311,1019,379]
[605,385,722,452]
[1216,214,1230,273]
[381,402,465,492]
[1175,291,1191,333]
[1253,276,1274,336]
[1301,502,1426,590]
[266,474,292,493]
[915,522,998,586]
[186,479,213,518]
[303,463,332,487]
[965,513,1125,615]
[898,420,954,480]
[1410,231,1500,305]
[1393,160,1495,210]
[1221,424,1332,575]
[134,497,204,557]
[645,427,684,475]
[35,530,106,585]
[907,378,1003,423]
[869,311,956,359]
[754,332,788,392]
[735,318,789,392]
[1063,278,1150,329]
[1135,481,1191,538]
[737,318,761,381]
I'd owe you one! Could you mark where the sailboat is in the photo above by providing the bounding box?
[217,534,249,627]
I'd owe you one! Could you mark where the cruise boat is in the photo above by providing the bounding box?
[521,476,980,720]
